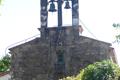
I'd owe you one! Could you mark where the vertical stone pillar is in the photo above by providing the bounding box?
[40,0,48,38]
[72,0,79,26]
[72,0,79,38]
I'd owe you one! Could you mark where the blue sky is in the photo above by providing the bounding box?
[0,0,120,64]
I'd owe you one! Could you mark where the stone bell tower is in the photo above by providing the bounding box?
[40,0,80,39]
[39,0,80,79]
[9,0,117,80]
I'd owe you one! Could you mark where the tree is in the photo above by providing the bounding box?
[0,0,3,15]
[0,54,11,72]
[61,60,120,80]
[113,23,120,43]
[0,0,2,5]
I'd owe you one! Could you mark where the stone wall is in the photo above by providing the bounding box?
[9,27,117,80]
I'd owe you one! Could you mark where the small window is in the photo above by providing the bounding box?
[57,50,64,64]
[58,54,64,63]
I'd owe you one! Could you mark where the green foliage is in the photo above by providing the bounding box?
[0,0,2,5]
[80,60,120,80]
[116,34,120,42]
[0,54,11,72]
[113,23,120,28]
[113,23,120,42]
[61,60,120,80]
[0,0,3,16]
[60,76,75,80]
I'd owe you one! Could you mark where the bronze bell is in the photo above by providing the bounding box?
[49,2,57,12]
[64,1,71,9]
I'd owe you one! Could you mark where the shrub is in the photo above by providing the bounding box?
[0,54,11,72]
[61,60,120,80]
[80,60,120,80]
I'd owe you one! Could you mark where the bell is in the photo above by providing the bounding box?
[49,2,57,12]
[64,1,71,9]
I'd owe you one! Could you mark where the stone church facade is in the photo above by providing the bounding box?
[9,0,117,80]
[9,27,117,80]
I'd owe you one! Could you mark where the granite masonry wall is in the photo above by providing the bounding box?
[9,27,117,80]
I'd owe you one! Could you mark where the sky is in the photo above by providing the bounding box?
[0,0,120,64]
